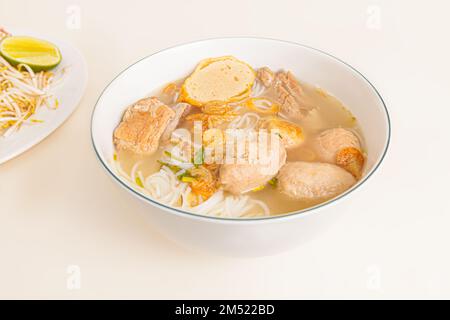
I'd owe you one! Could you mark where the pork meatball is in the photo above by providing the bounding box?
[314,128,364,178]
[277,161,356,201]
[220,136,287,194]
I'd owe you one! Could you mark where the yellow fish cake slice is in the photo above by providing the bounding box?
[180,56,255,106]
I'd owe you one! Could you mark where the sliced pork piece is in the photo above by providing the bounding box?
[256,67,275,88]
[277,161,356,201]
[160,83,180,105]
[273,71,315,121]
[219,136,287,194]
[314,128,364,178]
[161,102,192,142]
[113,97,175,155]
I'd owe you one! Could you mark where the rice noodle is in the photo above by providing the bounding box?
[112,158,270,218]
[228,112,261,131]
[251,79,266,97]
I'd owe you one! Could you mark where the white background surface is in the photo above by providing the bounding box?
[1,0,449,299]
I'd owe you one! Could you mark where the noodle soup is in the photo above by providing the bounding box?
[112,56,366,218]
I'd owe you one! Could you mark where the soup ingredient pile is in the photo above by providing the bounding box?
[112,56,366,218]
[0,30,63,137]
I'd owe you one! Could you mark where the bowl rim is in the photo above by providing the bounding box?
[91,36,391,224]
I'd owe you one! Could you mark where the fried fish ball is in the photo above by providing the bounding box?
[336,147,365,179]
[261,117,304,149]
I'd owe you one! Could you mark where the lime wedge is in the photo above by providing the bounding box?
[0,36,62,71]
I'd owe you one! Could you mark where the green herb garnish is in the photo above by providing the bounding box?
[157,160,182,173]
[193,147,204,166]
[135,176,144,188]
[164,150,189,163]
[268,177,278,187]
[181,176,197,183]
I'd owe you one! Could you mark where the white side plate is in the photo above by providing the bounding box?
[0,29,88,164]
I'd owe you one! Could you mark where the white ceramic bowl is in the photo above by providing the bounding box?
[91,38,390,257]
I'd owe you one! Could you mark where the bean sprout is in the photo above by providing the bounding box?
[0,46,63,137]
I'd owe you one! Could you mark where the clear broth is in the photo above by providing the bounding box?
[116,74,365,216]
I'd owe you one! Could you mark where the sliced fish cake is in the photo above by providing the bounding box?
[180,56,255,106]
